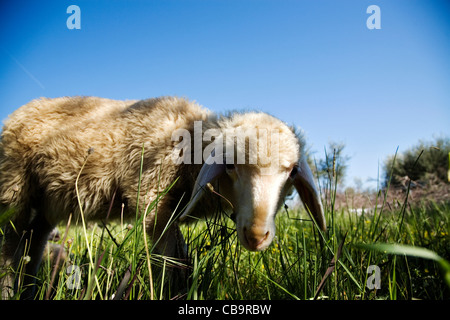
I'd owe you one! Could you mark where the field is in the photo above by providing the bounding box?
[4,177,448,301]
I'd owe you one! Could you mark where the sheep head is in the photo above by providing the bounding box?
[180,112,325,251]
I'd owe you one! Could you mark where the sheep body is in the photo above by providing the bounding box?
[0,96,325,299]
[0,97,211,297]
[1,97,211,222]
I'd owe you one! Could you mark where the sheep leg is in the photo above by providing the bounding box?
[147,216,190,295]
[18,212,54,299]
[0,222,21,299]
[0,210,53,299]
[159,223,190,296]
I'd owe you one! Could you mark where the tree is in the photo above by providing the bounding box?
[315,141,350,189]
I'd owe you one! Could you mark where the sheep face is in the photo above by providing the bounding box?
[213,114,299,250]
[181,112,326,252]
[220,164,295,251]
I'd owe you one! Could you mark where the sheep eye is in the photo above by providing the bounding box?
[289,166,298,178]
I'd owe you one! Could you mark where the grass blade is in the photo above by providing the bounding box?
[314,232,347,299]
[354,243,450,288]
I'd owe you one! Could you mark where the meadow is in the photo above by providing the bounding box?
[3,174,447,301]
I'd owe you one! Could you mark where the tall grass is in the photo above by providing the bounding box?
[24,185,448,300]
[1,149,449,300]
[25,192,448,300]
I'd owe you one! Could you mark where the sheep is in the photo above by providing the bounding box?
[0,96,326,299]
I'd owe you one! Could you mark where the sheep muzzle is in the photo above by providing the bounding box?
[242,226,271,251]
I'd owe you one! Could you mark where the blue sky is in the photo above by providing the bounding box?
[1,0,449,190]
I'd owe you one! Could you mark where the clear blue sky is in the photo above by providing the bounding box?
[1,0,449,190]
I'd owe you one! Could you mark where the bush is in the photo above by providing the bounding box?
[383,136,450,189]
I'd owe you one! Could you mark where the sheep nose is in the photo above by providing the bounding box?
[243,227,270,251]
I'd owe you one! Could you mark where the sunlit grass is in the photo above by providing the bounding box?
[2,146,449,300]
[22,194,448,300]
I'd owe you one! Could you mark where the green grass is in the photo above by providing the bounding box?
[7,187,446,300]
[1,148,449,300]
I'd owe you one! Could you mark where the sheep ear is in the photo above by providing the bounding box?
[290,157,326,231]
[179,152,226,221]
